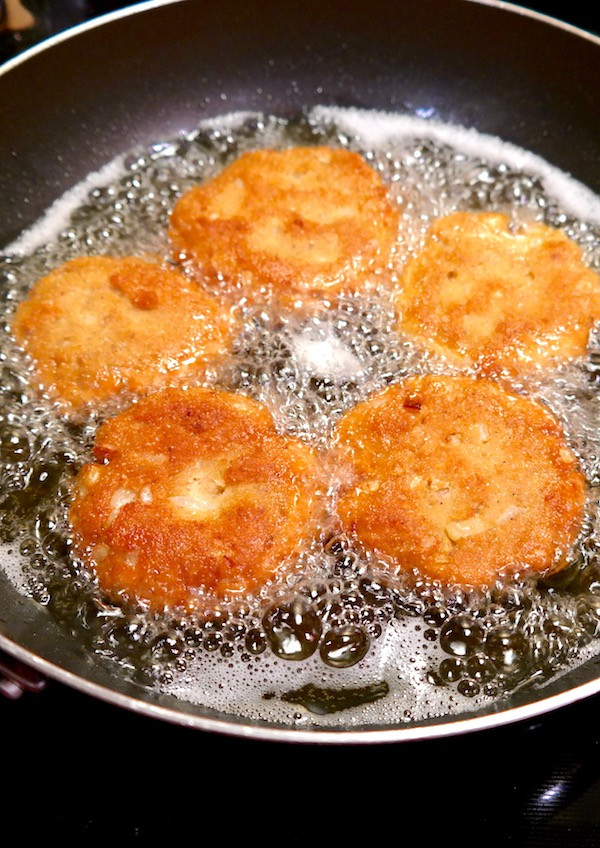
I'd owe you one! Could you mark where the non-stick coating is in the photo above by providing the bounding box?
[0,0,599,740]
[1,0,599,248]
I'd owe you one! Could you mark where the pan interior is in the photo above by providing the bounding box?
[1,104,600,735]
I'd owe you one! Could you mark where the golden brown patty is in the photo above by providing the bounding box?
[169,146,400,303]
[12,256,234,410]
[335,375,586,586]
[69,387,322,609]
[395,212,600,376]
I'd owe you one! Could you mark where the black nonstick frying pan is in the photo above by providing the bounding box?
[0,0,599,742]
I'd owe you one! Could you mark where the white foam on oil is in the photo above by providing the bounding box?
[4,112,264,258]
[162,617,484,727]
[312,106,600,225]
[0,541,28,593]
[6,155,128,256]
[290,326,363,381]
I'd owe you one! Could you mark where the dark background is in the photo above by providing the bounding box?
[1,2,600,845]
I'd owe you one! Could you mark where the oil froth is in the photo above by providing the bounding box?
[0,108,599,728]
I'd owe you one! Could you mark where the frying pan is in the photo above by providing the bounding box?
[0,0,599,742]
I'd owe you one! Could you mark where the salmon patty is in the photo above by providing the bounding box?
[335,375,586,586]
[69,387,322,609]
[12,256,234,410]
[395,212,600,377]
[169,146,400,303]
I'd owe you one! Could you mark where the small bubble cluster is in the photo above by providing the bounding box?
[1,109,600,726]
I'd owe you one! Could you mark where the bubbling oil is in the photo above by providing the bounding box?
[1,108,600,727]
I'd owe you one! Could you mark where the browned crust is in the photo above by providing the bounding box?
[395,212,600,376]
[12,256,234,409]
[69,387,323,609]
[335,375,587,586]
[169,146,400,303]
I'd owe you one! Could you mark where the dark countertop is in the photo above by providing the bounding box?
[4,677,600,845]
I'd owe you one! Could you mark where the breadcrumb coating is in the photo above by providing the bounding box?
[69,387,323,609]
[335,375,586,586]
[396,212,600,376]
[12,256,234,409]
[169,146,400,304]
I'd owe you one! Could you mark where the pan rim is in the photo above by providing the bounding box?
[2,628,600,742]
[1,0,600,742]
[0,0,598,83]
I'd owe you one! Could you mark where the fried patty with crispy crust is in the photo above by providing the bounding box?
[169,146,400,303]
[396,212,600,377]
[12,257,234,410]
[69,387,322,609]
[335,375,586,586]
